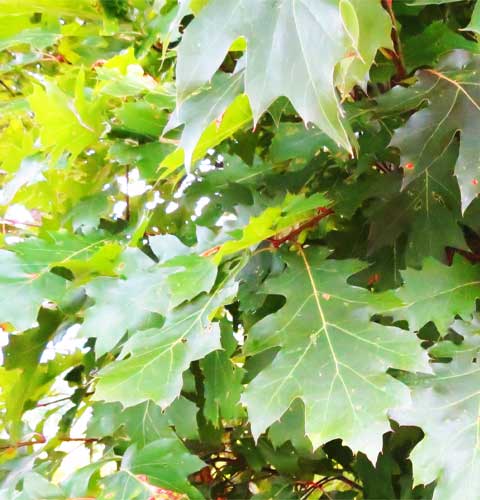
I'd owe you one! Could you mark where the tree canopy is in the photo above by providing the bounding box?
[2,0,480,498]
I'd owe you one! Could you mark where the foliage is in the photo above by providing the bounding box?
[3,0,480,498]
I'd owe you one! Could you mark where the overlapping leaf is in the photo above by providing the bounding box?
[122,438,204,497]
[80,242,217,357]
[368,143,466,266]
[160,94,252,176]
[0,250,67,330]
[165,71,244,170]
[391,255,480,331]
[177,0,390,152]
[383,50,480,211]
[201,320,244,425]
[242,248,428,459]
[3,0,480,497]
[28,71,105,163]
[213,193,329,262]
[94,264,239,407]
[393,355,480,500]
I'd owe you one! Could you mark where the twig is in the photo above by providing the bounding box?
[298,475,362,499]
[125,165,130,222]
[0,433,46,450]
[0,435,100,452]
[36,392,94,408]
[0,80,15,97]
[201,245,221,257]
[267,207,334,248]
[60,437,99,443]
[36,395,73,407]
[0,218,41,228]
[159,137,180,146]
[200,207,334,257]
[381,0,407,81]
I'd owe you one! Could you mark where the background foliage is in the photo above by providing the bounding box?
[2,0,480,498]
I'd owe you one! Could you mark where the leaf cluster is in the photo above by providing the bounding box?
[2,1,480,499]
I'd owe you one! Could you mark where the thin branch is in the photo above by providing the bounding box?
[0,80,15,97]
[381,0,407,81]
[60,437,99,443]
[159,136,180,146]
[201,245,221,257]
[0,435,100,452]
[298,475,362,499]
[37,392,94,408]
[200,206,334,257]
[125,165,130,222]
[0,218,41,228]
[36,395,73,407]
[267,207,334,248]
[0,433,46,450]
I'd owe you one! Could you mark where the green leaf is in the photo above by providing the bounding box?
[368,143,466,266]
[61,462,102,498]
[0,0,102,18]
[29,72,104,163]
[176,0,358,152]
[393,356,480,500]
[122,438,204,497]
[109,141,174,179]
[384,50,480,211]
[268,399,312,454]
[94,269,239,407]
[163,254,217,308]
[403,22,480,71]
[269,122,336,164]
[2,308,79,439]
[21,473,66,500]
[0,250,66,330]
[201,319,244,425]
[165,71,243,170]
[160,93,252,176]
[336,0,392,93]
[113,100,168,138]
[66,193,110,232]
[465,0,480,34]
[88,398,195,447]
[80,246,216,357]
[4,0,480,495]
[242,248,427,459]
[10,232,121,276]
[0,119,35,173]
[391,256,480,331]
[0,156,47,205]
[0,15,59,51]
[213,193,330,262]
[88,394,201,444]
[98,472,151,500]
